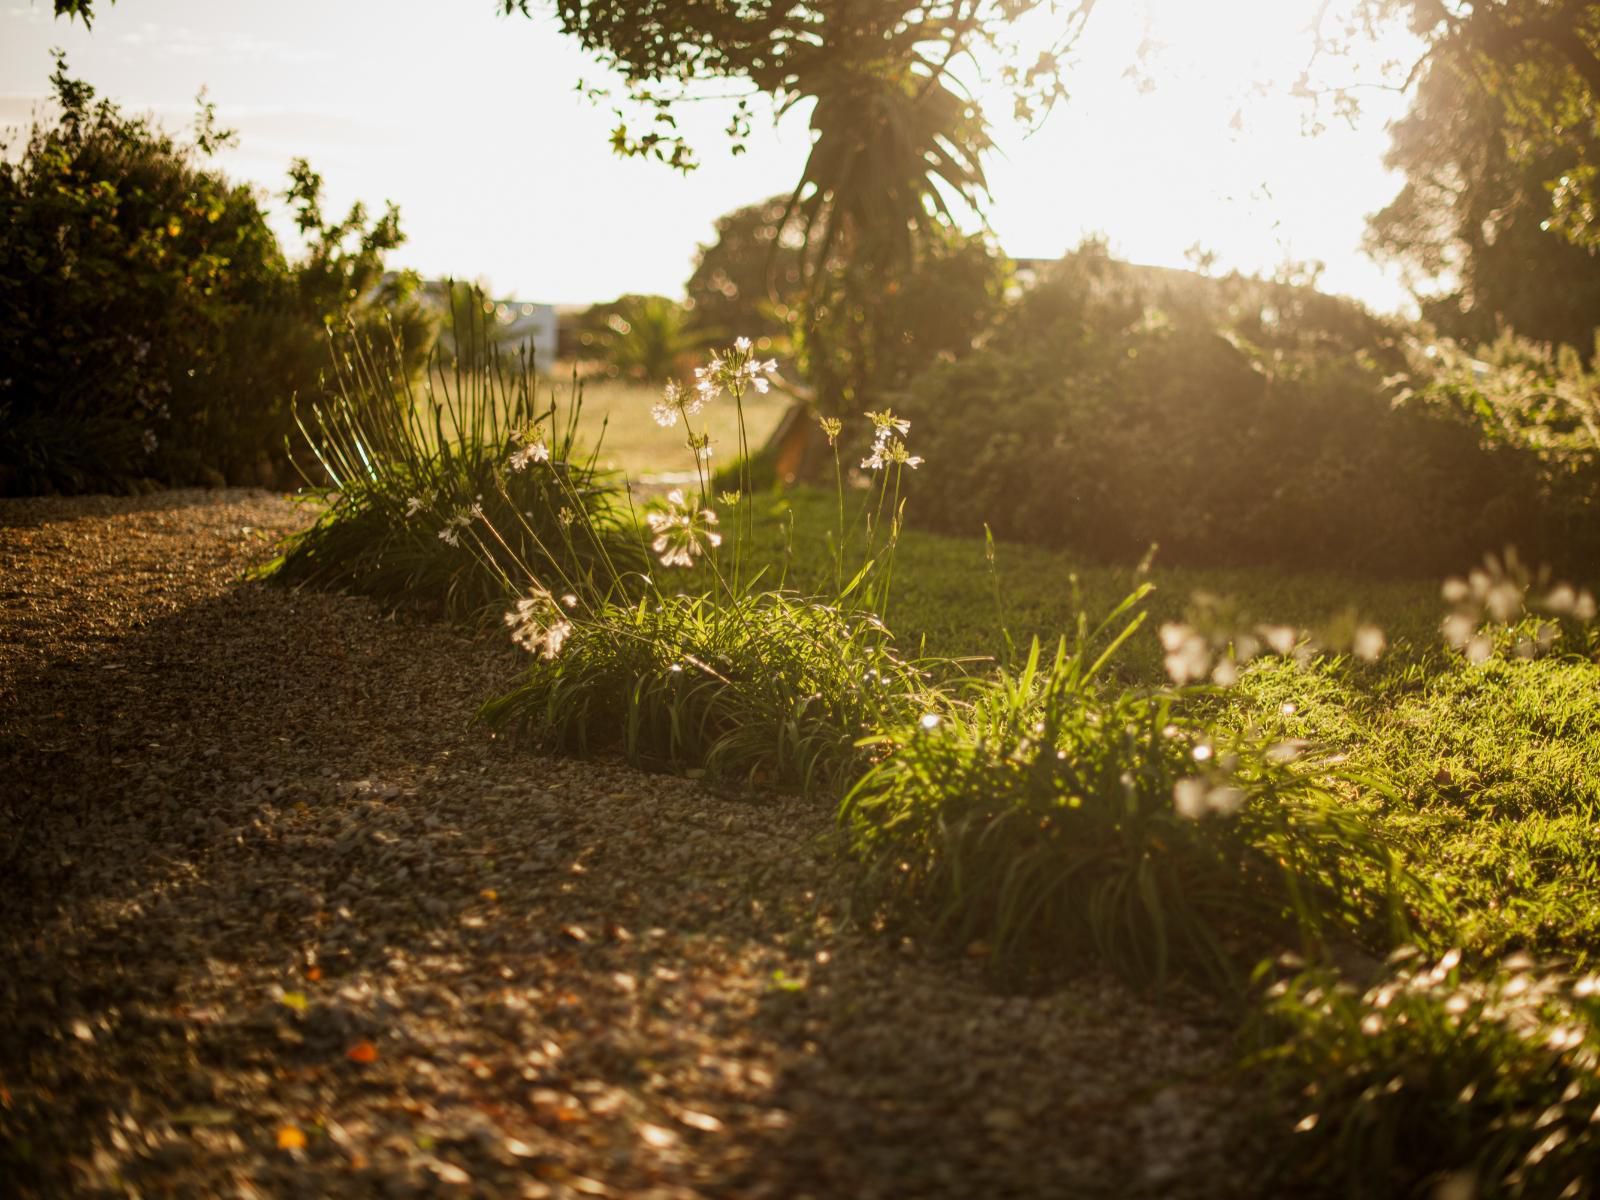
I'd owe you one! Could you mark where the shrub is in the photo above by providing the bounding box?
[0,56,425,495]
[896,244,1563,576]
[1394,331,1600,572]
[840,595,1423,994]
[272,318,641,621]
[1263,950,1600,1198]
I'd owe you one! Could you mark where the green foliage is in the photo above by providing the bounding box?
[0,56,423,495]
[572,294,702,384]
[273,318,641,621]
[480,589,927,794]
[53,0,105,27]
[840,599,1420,995]
[800,226,1009,415]
[1262,950,1600,1198]
[1390,331,1600,570]
[1368,45,1600,352]
[685,195,806,345]
[896,244,1587,575]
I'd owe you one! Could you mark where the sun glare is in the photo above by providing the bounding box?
[975,0,1424,309]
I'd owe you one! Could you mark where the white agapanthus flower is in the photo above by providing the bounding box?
[645,489,721,568]
[503,589,572,660]
[509,439,549,471]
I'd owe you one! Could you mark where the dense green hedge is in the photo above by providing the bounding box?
[897,247,1596,576]
[0,56,427,496]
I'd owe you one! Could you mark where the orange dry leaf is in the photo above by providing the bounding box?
[305,966,323,982]
[346,1040,379,1064]
[276,1125,307,1150]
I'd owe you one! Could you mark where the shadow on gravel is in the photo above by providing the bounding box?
[0,510,1284,1199]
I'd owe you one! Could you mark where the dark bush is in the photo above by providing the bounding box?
[897,245,1591,576]
[0,56,427,495]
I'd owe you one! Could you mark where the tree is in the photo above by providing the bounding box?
[1366,41,1600,350]
[1331,2,1600,255]
[684,195,809,345]
[504,0,1092,413]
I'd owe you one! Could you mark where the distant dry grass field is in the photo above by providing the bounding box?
[406,365,788,482]
[545,370,789,480]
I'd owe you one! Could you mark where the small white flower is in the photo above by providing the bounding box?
[651,401,679,428]
[1174,778,1208,821]
[405,496,425,518]
[504,591,573,660]
[438,526,461,547]
[1353,624,1386,662]
[645,490,721,568]
[735,336,752,354]
[865,409,911,441]
[142,429,158,454]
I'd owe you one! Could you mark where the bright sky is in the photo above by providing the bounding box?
[0,0,1421,311]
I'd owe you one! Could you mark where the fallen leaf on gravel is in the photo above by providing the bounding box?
[678,1110,722,1133]
[345,1040,379,1063]
[276,1125,306,1150]
[279,991,309,1012]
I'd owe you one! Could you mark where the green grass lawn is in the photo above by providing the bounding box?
[727,485,1600,968]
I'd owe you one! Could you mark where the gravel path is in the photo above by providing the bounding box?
[0,489,1281,1199]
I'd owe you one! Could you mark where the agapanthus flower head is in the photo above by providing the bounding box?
[692,338,778,402]
[819,416,843,445]
[883,438,923,469]
[503,588,572,660]
[509,432,550,471]
[687,432,714,460]
[865,409,910,442]
[437,508,474,548]
[645,488,721,568]
[652,381,684,428]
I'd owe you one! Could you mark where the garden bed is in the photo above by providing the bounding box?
[0,489,1273,1198]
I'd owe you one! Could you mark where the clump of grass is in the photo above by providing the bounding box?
[273,309,641,620]
[480,588,930,794]
[841,590,1426,995]
[1261,949,1600,1198]
[479,339,941,795]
